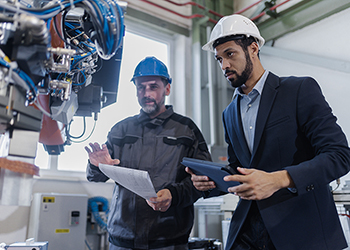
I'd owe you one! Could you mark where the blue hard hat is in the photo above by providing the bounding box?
[131,56,172,84]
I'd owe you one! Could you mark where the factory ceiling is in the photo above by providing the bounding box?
[123,0,350,43]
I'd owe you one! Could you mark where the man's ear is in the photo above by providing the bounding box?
[165,83,171,96]
[250,42,260,57]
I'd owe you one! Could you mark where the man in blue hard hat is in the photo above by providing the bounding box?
[132,56,172,118]
[85,56,212,250]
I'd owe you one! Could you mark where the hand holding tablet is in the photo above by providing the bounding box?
[182,157,241,193]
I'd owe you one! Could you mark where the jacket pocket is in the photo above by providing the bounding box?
[110,135,139,146]
[163,136,193,147]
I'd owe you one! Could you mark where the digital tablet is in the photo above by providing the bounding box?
[182,157,241,193]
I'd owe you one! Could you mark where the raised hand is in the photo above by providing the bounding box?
[85,142,120,166]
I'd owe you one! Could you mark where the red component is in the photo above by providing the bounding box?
[33,14,65,146]
[34,95,65,145]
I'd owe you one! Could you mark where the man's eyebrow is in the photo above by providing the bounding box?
[223,47,235,53]
[149,83,159,86]
[214,47,236,59]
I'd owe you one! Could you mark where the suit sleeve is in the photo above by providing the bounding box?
[285,77,350,196]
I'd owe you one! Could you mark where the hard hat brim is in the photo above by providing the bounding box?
[202,35,265,53]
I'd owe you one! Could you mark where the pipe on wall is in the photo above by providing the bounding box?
[139,0,217,23]
[251,0,291,21]
[163,0,223,18]
[140,0,292,24]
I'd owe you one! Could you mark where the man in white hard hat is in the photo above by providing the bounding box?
[186,14,350,250]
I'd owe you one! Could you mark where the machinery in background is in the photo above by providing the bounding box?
[27,193,88,250]
[333,181,350,248]
[86,197,109,250]
[1,238,48,250]
[193,194,239,249]
[0,0,126,206]
[188,238,222,250]
[2,194,110,250]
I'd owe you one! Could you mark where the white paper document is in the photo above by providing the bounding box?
[99,164,157,200]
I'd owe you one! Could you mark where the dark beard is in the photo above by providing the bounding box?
[227,52,253,88]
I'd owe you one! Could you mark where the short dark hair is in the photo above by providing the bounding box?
[213,35,259,55]
[233,36,257,51]
[160,77,169,87]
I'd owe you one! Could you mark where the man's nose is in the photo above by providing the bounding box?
[221,58,230,71]
[144,86,152,97]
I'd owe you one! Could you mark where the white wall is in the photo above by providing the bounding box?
[260,7,350,187]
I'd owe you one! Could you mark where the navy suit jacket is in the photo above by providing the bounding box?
[221,72,350,250]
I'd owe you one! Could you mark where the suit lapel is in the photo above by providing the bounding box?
[251,73,279,163]
[230,94,251,167]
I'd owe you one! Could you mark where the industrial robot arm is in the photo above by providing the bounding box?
[0,0,127,206]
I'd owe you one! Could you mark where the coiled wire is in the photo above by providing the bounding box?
[0,0,124,58]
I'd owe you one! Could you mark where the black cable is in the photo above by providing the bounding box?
[69,119,97,143]
[67,116,87,139]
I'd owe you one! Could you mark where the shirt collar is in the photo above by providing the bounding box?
[233,70,269,98]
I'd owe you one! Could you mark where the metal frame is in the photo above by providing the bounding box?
[258,0,350,42]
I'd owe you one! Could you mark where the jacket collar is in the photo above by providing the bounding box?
[137,105,174,126]
[251,72,280,161]
[231,94,252,166]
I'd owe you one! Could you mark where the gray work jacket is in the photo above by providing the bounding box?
[86,106,211,249]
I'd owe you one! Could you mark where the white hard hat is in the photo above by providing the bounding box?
[202,14,265,52]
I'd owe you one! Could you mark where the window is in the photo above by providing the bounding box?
[36,29,170,175]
